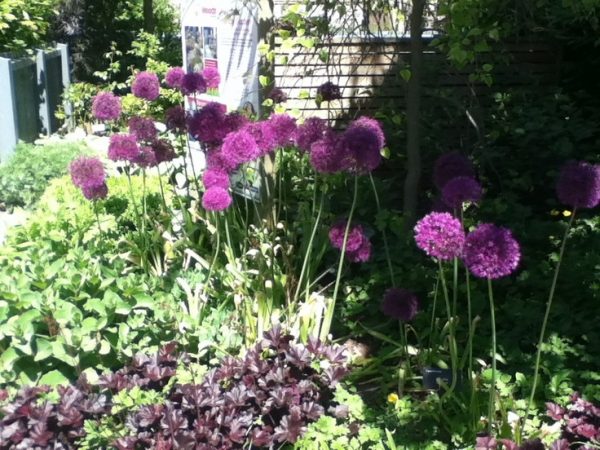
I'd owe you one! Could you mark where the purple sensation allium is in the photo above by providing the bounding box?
[206,149,237,173]
[296,117,328,152]
[181,72,207,95]
[165,105,187,132]
[433,151,475,189]
[224,112,249,135]
[268,87,288,104]
[202,67,221,89]
[221,129,260,166]
[92,92,121,121]
[108,134,141,162]
[202,186,232,211]
[203,168,230,189]
[82,182,108,201]
[463,223,521,279]
[347,239,372,263]
[442,176,483,208]
[132,71,160,101]
[128,116,157,142]
[342,116,385,172]
[556,160,600,209]
[310,131,349,173]
[317,81,341,101]
[475,436,497,450]
[329,221,367,252]
[151,139,177,164]
[70,156,105,189]
[165,67,185,89]
[414,212,465,260]
[244,121,277,155]
[187,102,227,145]
[134,146,157,168]
[268,113,297,148]
[381,288,419,321]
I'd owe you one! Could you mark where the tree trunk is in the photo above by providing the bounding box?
[143,0,154,33]
[403,0,426,229]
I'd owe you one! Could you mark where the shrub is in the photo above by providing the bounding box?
[0,0,58,53]
[0,141,91,210]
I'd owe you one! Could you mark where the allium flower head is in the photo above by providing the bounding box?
[165,67,185,89]
[296,117,328,152]
[317,81,341,102]
[442,176,483,208]
[187,102,227,145]
[268,87,287,104]
[463,223,520,279]
[108,134,140,162]
[556,160,600,209]
[414,212,465,260]
[203,168,230,189]
[202,67,221,89]
[132,71,160,101]
[92,92,121,121]
[347,239,371,263]
[329,220,372,263]
[70,156,106,189]
[221,129,260,166]
[134,146,157,168]
[342,116,385,172]
[433,151,475,189]
[202,187,232,211]
[268,114,297,148]
[310,131,349,173]
[244,121,277,155]
[224,112,249,135]
[181,72,207,95]
[206,149,238,173]
[82,182,108,201]
[151,139,177,164]
[165,105,187,132]
[128,116,157,142]
[381,288,419,321]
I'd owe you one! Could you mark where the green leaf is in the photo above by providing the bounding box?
[400,68,411,82]
[133,293,154,309]
[259,75,270,87]
[0,347,20,370]
[38,369,69,386]
[34,337,54,361]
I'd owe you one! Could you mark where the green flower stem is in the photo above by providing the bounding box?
[368,173,395,286]
[460,208,475,422]
[525,209,576,427]
[201,212,221,298]
[320,175,359,341]
[93,202,103,238]
[487,278,497,434]
[157,167,168,212]
[427,274,440,364]
[125,167,147,273]
[438,259,458,397]
[452,256,458,317]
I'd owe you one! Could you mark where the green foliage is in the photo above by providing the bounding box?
[0,0,58,53]
[0,141,91,209]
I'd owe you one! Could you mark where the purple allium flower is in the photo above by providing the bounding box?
[108,134,141,162]
[463,223,521,279]
[381,288,419,321]
[91,92,121,121]
[556,160,600,209]
[244,121,277,155]
[206,149,237,173]
[475,436,497,450]
[128,116,157,142]
[151,139,177,164]
[414,212,465,260]
[181,72,207,95]
[550,439,570,450]
[296,117,328,152]
[442,176,483,208]
[81,182,108,201]
[132,71,160,101]
[433,151,475,189]
[224,112,249,135]
[70,156,105,189]
[203,168,230,189]
[165,67,185,89]
[317,81,341,102]
[310,131,349,173]
[268,114,297,148]
[347,239,372,263]
[187,102,227,145]
[134,146,157,168]
[221,129,260,166]
[202,67,221,89]
[329,221,367,252]
[202,187,232,211]
[342,116,385,172]
[165,105,187,133]
[268,87,287,104]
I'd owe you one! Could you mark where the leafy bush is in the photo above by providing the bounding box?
[0,141,91,210]
[0,0,58,53]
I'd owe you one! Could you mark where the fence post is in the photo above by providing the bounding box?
[0,57,19,163]
[56,43,73,130]
[36,49,52,136]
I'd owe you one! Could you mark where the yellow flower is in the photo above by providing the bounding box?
[387,393,399,404]
[562,210,572,217]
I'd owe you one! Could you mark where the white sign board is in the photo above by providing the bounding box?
[181,0,260,114]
